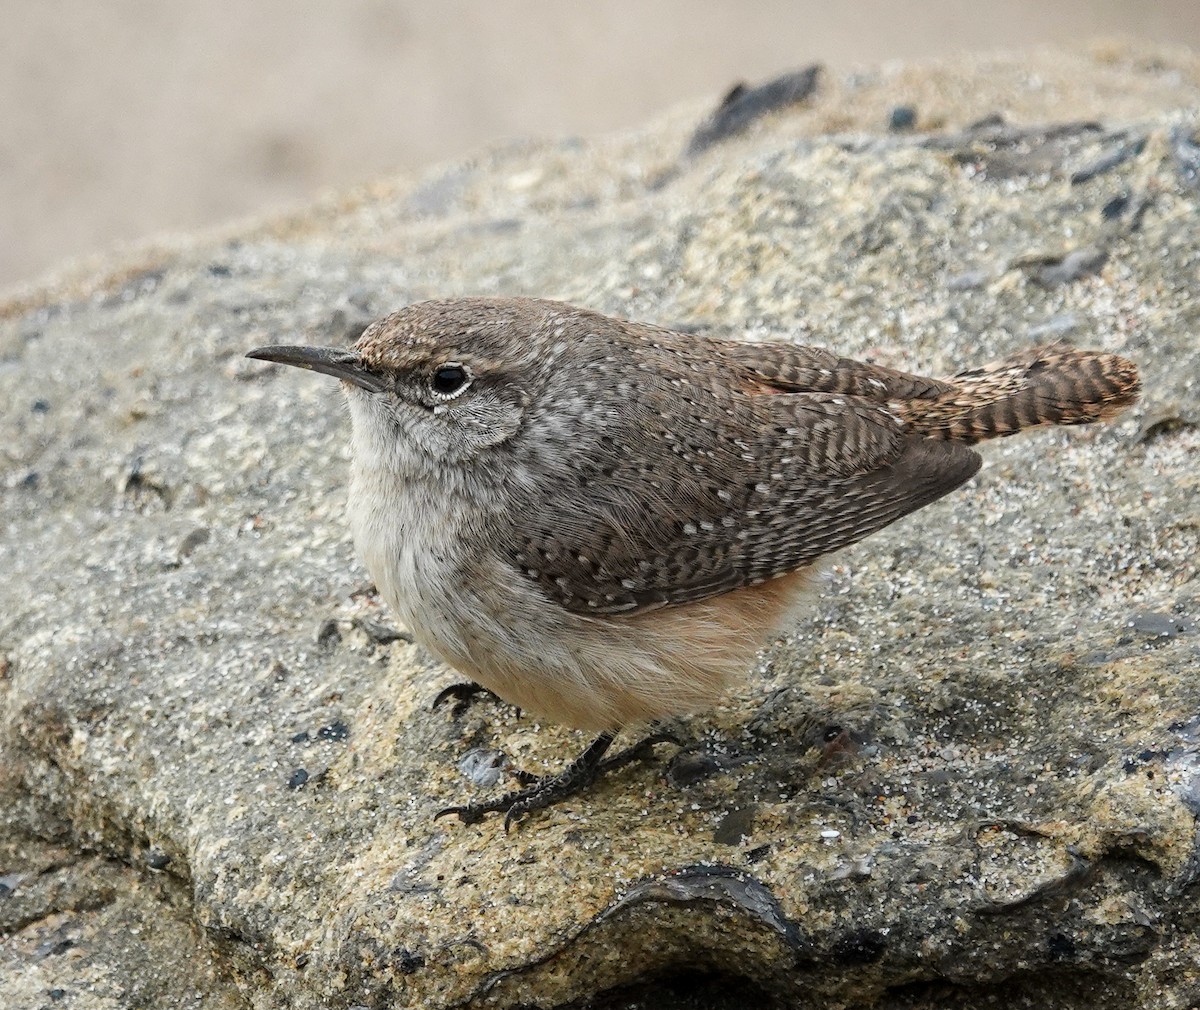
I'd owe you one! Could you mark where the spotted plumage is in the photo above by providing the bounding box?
[248,296,1140,823]
[377,301,1135,617]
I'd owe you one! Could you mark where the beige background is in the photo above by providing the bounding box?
[4,1,1199,288]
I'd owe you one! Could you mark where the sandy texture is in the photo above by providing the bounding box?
[2,43,1200,1010]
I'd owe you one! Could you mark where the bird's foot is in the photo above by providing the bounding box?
[431,682,513,718]
[435,729,677,831]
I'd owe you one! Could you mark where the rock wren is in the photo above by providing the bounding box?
[247,297,1139,826]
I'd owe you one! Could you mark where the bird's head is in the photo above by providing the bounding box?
[247,298,592,474]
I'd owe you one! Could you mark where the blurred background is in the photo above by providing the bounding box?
[4,1,1199,289]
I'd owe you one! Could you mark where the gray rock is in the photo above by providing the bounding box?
[3,44,1200,1009]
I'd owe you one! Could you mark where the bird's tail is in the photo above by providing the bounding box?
[897,346,1141,444]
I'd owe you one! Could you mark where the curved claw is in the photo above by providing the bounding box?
[434,787,525,826]
[432,682,483,714]
[434,804,485,825]
[602,730,680,769]
[431,682,516,718]
[502,805,526,834]
[433,729,679,830]
[434,794,537,832]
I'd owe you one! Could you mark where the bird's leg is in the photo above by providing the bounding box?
[436,732,615,830]
[436,729,677,831]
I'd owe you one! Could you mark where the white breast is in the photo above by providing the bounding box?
[348,459,472,657]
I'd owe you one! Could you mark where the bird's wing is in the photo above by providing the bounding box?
[723,340,957,401]
[507,360,981,617]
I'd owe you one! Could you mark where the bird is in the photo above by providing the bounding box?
[247,296,1140,827]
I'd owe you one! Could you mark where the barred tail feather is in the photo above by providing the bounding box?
[899,346,1140,444]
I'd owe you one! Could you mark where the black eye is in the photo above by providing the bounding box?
[430,362,470,397]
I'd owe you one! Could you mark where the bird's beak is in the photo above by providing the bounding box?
[245,345,389,393]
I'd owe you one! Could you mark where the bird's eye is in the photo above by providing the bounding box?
[430,362,471,397]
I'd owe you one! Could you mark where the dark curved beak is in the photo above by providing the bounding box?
[245,345,389,393]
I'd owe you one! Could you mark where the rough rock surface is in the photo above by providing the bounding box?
[3,44,1200,1009]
